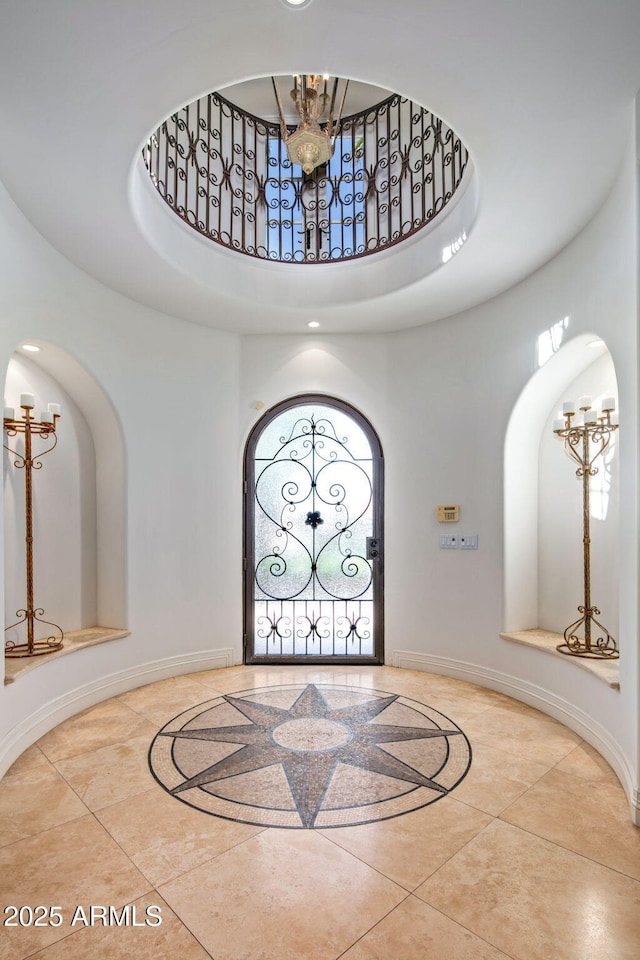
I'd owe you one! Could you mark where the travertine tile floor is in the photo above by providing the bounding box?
[1,664,639,960]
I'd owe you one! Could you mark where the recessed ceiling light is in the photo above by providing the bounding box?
[282,0,312,6]
[307,321,320,328]
[21,344,40,352]
[587,339,605,348]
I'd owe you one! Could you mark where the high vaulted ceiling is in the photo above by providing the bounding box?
[1,1,639,334]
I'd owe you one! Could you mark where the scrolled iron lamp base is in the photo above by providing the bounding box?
[3,396,65,659]
[552,395,619,660]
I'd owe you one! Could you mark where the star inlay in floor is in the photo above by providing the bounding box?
[148,683,471,828]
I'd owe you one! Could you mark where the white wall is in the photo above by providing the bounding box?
[29,342,128,629]
[4,355,97,642]
[239,336,391,459]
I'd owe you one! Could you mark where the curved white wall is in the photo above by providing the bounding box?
[0,120,637,822]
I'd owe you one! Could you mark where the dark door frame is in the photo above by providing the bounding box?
[243,394,384,665]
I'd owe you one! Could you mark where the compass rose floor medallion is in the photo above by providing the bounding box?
[148,683,472,829]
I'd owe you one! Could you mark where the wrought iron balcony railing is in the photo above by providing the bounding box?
[142,89,469,264]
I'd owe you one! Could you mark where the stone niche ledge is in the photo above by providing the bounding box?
[500,629,620,689]
[4,627,130,685]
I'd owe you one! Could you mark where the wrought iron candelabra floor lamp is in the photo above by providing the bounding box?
[552,394,619,659]
[3,393,64,658]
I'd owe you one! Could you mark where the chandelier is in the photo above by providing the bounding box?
[272,75,349,174]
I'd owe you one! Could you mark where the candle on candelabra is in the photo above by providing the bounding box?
[577,395,592,410]
[40,412,54,425]
[4,406,15,420]
[562,400,576,415]
[601,396,616,411]
[47,403,61,416]
[20,393,35,408]
[553,418,565,432]
[584,410,598,424]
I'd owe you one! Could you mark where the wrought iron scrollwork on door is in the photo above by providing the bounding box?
[247,402,382,659]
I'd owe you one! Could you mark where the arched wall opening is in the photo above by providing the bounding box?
[504,333,619,638]
[2,342,127,676]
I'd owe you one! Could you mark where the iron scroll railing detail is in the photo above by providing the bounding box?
[142,90,469,264]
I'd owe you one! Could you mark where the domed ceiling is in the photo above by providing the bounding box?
[0,0,639,334]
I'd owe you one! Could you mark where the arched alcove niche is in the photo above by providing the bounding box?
[504,334,618,639]
[3,343,127,675]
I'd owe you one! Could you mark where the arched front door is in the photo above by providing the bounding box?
[244,396,384,664]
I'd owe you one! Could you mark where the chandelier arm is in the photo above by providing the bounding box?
[327,78,339,133]
[330,79,350,145]
[272,77,289,140]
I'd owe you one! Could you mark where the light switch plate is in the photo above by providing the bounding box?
[459,535,478,549]
[440,535,458,549]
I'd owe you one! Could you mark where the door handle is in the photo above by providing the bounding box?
[366,537,381,560]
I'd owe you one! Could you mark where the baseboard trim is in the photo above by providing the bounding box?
[390,648,640,825]
[0,647,234,779]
